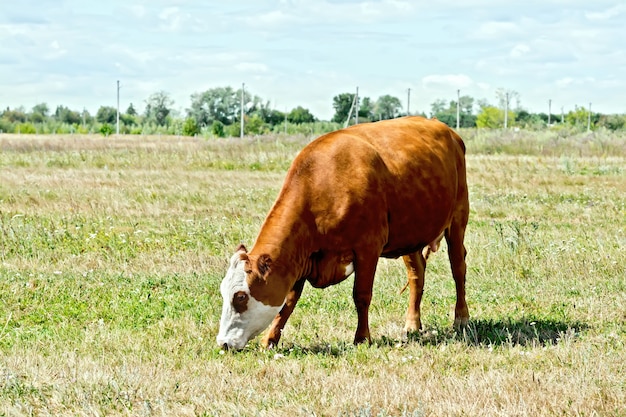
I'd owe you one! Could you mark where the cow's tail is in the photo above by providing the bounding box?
[398,243,439,295]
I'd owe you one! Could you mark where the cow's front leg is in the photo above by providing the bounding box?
[352,255,378,345]
[402,251,426,336]
[261,278,306,349]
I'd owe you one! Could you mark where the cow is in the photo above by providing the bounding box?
[217,116,469,350]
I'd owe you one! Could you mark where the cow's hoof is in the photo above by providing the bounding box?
[353,334,372,345]
[453,316,469,330]
[261,337,279,350]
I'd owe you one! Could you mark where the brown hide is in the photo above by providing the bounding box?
[307,250,354,288]
[244,115,469,346]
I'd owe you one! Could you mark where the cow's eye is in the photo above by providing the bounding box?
[232,291,249,313]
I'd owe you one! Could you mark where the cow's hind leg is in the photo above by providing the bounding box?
[402,251,426,336]
[445,214,470,329]
[261,277,306,349]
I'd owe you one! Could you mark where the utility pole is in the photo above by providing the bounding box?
[548,99,552,126]
[456,89,460,129]
[504,92,509,129]
[561,106,564,124]
[587,102,592,132]
[407,88,411,116]
[116,80,120,135]
[240,83,245,138]
[355,86,359,124]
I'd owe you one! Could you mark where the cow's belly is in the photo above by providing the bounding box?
[380,197,453,258]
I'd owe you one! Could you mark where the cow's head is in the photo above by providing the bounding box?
[216,245,284,350]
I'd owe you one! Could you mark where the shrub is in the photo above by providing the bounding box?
[212,120,226,138]
[100,123,113,136]
[17,122,37,134]
[182,118,199,136]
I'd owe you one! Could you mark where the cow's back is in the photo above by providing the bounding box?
[280,116,468,258]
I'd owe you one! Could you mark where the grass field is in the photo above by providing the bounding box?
[1,129,625,416]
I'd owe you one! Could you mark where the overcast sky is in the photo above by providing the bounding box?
[1,0,625,120]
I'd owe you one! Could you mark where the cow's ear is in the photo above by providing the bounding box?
[235,243,248,253]
[257,254,272,277]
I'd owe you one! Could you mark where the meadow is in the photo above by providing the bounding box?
[0,128,625,416]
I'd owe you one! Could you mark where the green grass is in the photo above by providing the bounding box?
[1,131,625,416]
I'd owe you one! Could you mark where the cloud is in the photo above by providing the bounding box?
[127,5,147,19]
[422,74,474,89]
[555,76,596,88]
[474,20,521,39]
[158,7,184,31]
[234,62,270,73]
[248,10,297,27]
[45,40,67,60]
[510,43,530,58]
[585,4,625,20]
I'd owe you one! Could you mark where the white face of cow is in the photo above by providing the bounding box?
[216,250,282,350]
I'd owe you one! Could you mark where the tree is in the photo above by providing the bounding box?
[430,95,476,128]
[54,105,81,125]
[126,103,137,116]
[245,114,266,134]
[375,95,402,120]
[2,107,27,123]
[251,101,285,126]
[187,87,239,127]
[565,105,598,130]
[430,99,447,116]
[145,91,174,126]
[96,106,117,124]
[597,114,626,130]
[211,120,225,137]
[287,106,316,124]
[30,103,49,123]
[495,88,521,112]
[476,106,515,128]
[332,93,356,123]
[182,117,199,136]
[358,97,374,121]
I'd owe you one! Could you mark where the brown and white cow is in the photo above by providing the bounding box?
[217,116,469,350]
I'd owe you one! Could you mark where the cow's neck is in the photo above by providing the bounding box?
[250,197,314,291]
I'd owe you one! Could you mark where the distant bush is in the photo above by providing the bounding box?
[17,122,37,134]
[100,123,113,136]
[182,117,199,136]
[211,120,225,138]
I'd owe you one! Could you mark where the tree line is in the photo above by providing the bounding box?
[1,86,624,137]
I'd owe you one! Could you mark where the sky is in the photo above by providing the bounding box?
[1,0,625,121]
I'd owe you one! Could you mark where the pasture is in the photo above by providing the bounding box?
[1,129,625,416]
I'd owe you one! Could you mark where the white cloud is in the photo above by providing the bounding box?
[234,62,270,73]
[555,76,596,87]
[45,40,67,60]
[127,5,147,19]
[585,4,625,20]
[510,44,530,58]
[474,21,520,39]
[158,7,184,32]
[422,74,474,89]
[247,10,296,27]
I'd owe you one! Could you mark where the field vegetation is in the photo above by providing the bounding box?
[0,128,625,416]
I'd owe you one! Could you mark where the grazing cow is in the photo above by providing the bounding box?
[217,116,469,350]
